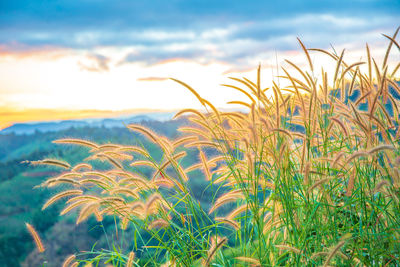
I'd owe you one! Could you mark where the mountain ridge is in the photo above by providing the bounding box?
[0,112,175,135]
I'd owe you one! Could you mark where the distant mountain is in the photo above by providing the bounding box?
[0,112,175,135]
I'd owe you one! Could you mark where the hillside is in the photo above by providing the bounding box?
[0,117,212,267]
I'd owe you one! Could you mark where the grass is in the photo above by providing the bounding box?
[28,27,400,266]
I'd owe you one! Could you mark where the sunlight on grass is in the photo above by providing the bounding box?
[28,28,400,266]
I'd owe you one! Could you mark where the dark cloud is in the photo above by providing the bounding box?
[0,1,399,65]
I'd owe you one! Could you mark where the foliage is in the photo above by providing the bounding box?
[0,119,192,266]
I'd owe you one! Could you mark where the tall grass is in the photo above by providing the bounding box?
[30,28,400,266]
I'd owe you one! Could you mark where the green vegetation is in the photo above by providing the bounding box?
[0,119,203,267]
[5,29,400,266]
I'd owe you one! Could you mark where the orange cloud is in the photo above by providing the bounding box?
[0,46,72,60]
[137,76,169,82]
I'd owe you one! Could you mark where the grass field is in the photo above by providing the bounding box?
[28,29,400,266]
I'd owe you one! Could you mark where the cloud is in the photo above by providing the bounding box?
[0,1,399,69]
[78,53,110,72]
[114,13,398,69]
[137,76,169,82]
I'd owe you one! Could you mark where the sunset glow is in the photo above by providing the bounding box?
[0,1,399,129]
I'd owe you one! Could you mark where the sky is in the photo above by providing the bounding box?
[0,0,399,128]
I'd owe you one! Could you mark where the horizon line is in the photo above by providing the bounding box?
[0,107,179,130]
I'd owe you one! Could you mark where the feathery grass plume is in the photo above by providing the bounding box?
[130,160,157,169]
[173,108,207,120]
[272,128,293,139]
[98,143,121,150]
[308,178,332,193]
[310,251,350,261]
[382,26,400,69]
[178,126,211,140]
[368,144,396,154]
[127,124,164,147]
[227,100,252,108]
[297,38,313,71]
[221,84,256,104]
[148,219,169,229]
[110,188,139,198]
[283,60,313,92]
[202,98,222,123]
[373,180,390,193]
[118,146,149,157]
[199,148,212,181]
[215,217,240,230]
[62,254,76,267]
[130,201,145,212]
[103,151,133,161]
[209,190,245,214]
[330,117,348,137]
[25,223,45,253]
[275,244,301,254]
[46,178,80,187]
[204,237,228,266]
[184,162,204,173]
[100,196,125,204]
[30,159,71,169]
[322,240,348,267]
[229,77,258,96]
[84,171,116,183]
[95,153,123,169]
[160,259,177,267]
[170,78,205,105]
[126,251,135,267]
[391,62,400,77]
[345,169,356,197]
[94,209,103,222]
[332,151,346,168]
[145,193,162,215]
[42,189,83,210]
[45,172,82,182]
[61,199,97,215]
[76,202,100,224]
[303,162,310,185]
[339,62,365,83]
[382,33,400,53]
[79,178,110,188]
[354,91,372,106]
[158,151,187,172]
[333,49,345,86]
[184,140,219,149]
[172,135,198,148]
[72,163,92,172]
[54,138,99,149]
[119,176,152,190]
[377,101,393,126]
[235,256,261,266]
[348,67,359,96]
[346,151,369,165]
[207,155,225,165]
[66,195,100,204]
[310,251,330,261]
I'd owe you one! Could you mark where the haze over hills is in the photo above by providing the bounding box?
[0,112,175,135]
